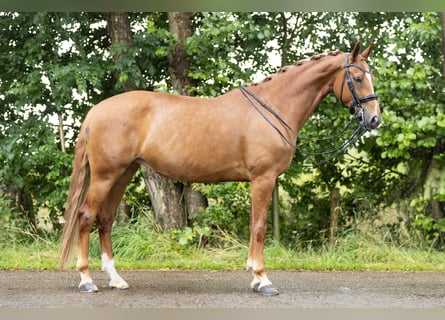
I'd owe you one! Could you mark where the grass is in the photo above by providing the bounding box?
[2,210,445,271]
[2,228,445,272]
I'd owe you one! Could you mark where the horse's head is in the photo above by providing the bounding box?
[334,41,381,130]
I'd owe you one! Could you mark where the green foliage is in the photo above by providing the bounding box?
[196,182,251,242]
[365,13,445,246]
[112,13,173,92]
[412,214,445,247]
[278,172,330,246]
[1,12,444,252]
[0,191,22,243]
[186,12,274,96]
[281,12,445,249]
[0,116,72,234]
[170,224,211,247]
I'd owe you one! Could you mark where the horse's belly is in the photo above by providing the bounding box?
[137,147,248,183]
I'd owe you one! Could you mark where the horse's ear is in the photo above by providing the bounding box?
[350,41,361,63]
[361,43,373,59]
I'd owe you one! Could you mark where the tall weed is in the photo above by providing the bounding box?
[0,191,54,245]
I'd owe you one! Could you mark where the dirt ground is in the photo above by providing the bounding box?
[1,270,445,308]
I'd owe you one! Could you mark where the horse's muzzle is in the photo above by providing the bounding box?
[368,114,381,129]
[363,111,381,130]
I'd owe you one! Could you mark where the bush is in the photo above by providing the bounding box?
[195,182,251,242]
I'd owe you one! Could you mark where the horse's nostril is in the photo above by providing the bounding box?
[369,115,381,129]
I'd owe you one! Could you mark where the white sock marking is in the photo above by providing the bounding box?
[101,253,120,280]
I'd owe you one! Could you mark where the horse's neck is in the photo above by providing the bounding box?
[254,54,344,133]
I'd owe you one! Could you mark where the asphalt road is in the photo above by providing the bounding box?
[1,270,445,308]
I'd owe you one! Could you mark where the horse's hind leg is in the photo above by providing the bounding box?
[97,163,139,290]
[77,177,114,292]
[76,165,134,292]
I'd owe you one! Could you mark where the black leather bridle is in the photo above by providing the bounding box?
[340,53,379,117]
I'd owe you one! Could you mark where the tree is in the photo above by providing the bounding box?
[0,13,109,232]
[106,12,136,223]
[107,12,137,92]
[347,12,445,245]
[167,12,208,224]
[372,14,444,209]
[167,12,196,95]
[105,12,186,230]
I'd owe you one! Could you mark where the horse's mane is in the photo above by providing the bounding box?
[247,50,343,86]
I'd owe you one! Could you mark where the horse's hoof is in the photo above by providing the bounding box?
[110,279,129,290]
[256,284,279,296]
[79,282,99,293]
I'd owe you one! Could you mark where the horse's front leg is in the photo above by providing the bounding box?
[247,176,279,296]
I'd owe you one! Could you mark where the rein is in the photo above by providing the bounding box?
[240,53,378,167]
[298,124,368,167]
[239,86,297,149]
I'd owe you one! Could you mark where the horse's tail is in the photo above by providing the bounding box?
[59,132,89,269]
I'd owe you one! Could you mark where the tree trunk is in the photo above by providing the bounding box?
[167,12,208,224]
[424,152,445,221]
[329,187,340,247]
[106,12,137,92]
[106,12,185,229]
[184,184,207,223]
[58,113,66,153]
[142,167,185,230]
[167,12,196,95]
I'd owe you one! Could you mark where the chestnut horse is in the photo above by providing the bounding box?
[59,42,381,295]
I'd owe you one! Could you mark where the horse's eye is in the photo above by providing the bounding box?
[353,76,362,83]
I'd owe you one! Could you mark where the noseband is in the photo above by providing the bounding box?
[340,54,378,118]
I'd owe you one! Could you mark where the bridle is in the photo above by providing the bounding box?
[239,52,379,166]
[340,53,379,120]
